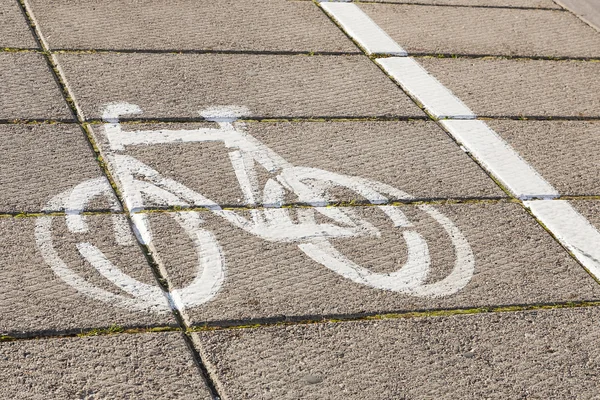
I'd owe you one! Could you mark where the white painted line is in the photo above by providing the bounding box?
[319,2,407,56]
[441,120,559,200]
[376,57,476,119]
[525,200,600,279]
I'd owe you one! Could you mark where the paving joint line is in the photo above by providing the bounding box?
[8,195,600,220]
[84,115,429,124]
[477,115,600,121]
[0,46,40,53]
[309,0,565,12]
[188,299,600,332]
[138,241,224,399]
[2,115,600,125]
[409,53,600,62]
[8,46,598,63]
[132,196,514,213]
[17,1,223,398]
[0,324,180,343]
[4,299,600,343]
[0,210,120,218]
[14,3,120,203]
[559,195,600,201]
[0,118,75,124]
[49,48,362,56]
[0,197,518,219]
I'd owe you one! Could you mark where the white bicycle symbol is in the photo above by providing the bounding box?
[35,103,474,314]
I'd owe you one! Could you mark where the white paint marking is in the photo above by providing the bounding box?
[112,214,135,246]
[320,2,407,56]
[410,205,475,297]
[441,120,559,200]
[199,105,250,122]
[170,212,226,310]
[131,213,153,245]
[525,200,600,279]
[379,205,413,228]
[376,57,476,119]
[229,150,260,206]
[37,101,480,316]
[102,102,142,123]
[107,127,234,151]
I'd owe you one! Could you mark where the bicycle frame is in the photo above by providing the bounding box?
[101,103,384,243]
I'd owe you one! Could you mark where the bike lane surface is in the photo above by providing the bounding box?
[3,0,600,398]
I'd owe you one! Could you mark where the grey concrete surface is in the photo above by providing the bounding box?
[419,57,600,117]
[196,306,600,399]
[0,1,37,48]
[143,202,600,325]
[0,124,112,213]
[1,332,211,399]
[0,215,175,336]
[486,120,600,196]
[89,120,505,208]
[365,0,561,8]
[361,3,600,57]
[55,53,424,120]
[556,0,600,32]
[3,1,600,397]
[0,53,72,120]
[25,0,357,53]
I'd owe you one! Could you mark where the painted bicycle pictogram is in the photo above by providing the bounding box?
[35,103,475,314]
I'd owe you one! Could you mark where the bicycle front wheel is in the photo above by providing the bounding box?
[274,167,475,298]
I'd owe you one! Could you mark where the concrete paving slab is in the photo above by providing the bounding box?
[0,215,175,336]
[365,0,561,8]
[418,57,600,117]
[1,332,211,399]
[360,3,600,58]
[0,124,113,213]
[142,202,600,325]
[0,53,72,120]
[0,1,37,48]
[25,0,357,53]
[55,53,424,120]
[556,0,600,32]
[196,306,600,399]
[89,120,504,208]
[485,120,600,196]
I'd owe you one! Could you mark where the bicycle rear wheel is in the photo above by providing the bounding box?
[35,177,225,314]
